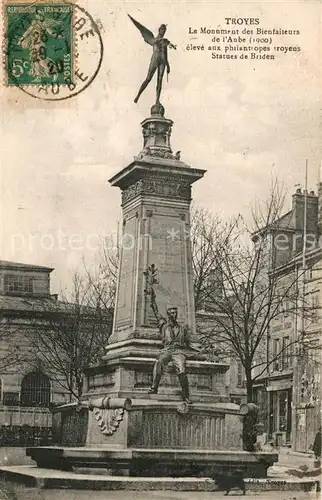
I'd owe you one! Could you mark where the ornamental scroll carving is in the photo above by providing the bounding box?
[92,407,125,435]
[88,396,132,437]
[122,178,191,204]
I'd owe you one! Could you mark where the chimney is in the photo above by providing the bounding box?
[292,187,319,254]
[292,188,318,233]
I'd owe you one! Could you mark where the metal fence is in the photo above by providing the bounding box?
[52,405,88,446]
[0,406,52,447]
[0,425,53,446]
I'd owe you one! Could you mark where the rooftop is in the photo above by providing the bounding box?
[0,260,54,273]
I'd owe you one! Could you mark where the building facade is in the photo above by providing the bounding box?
[292,247,321,452]
[253,184,322,450]
[0,260,70,444]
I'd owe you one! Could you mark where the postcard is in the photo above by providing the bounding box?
[0,0,321,496]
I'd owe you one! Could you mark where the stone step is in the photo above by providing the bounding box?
[0,466,320,492]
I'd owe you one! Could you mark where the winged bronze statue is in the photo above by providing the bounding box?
[128,15,176,105]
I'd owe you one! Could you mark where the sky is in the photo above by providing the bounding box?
[1,0,321,293]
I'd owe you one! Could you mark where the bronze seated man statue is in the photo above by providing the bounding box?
[147,289,194,404]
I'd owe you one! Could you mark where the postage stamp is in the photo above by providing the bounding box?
[4,1,103,100]
[5,3,74,86]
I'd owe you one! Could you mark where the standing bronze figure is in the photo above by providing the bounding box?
[128,15,176,104]
[144,265,198,404]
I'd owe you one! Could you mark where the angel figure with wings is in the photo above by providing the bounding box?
[128,15,176,104]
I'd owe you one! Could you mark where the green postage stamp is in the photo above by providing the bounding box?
[5,3,74,86]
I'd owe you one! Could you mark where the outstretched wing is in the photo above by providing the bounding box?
[128,15,155,45]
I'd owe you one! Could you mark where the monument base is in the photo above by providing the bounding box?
[34,399,278,478]
[26,446,278,478]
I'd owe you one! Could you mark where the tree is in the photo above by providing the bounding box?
[82,234,119,312]
[191,206,227,312]
[24,271,113,402]
[191,181,321,402]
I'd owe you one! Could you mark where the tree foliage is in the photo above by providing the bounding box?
[24,271,113,401]
[191,180,321,402]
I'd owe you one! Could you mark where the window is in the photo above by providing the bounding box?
[3,392,20,406]
[311,294,320,322]
[273,338,281,371]
[312,294,319,308]
[282,336,291,369]
[237,361,245,387]
[276,297,288,316]
[4,274,33,293]
[20,372,51,407]
[278,391,288,432]
[270,392,277,433]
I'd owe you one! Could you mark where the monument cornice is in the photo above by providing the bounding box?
[109,160,206,191]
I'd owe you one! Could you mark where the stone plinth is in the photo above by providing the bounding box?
[85,399,243,451]
[84,339,229,404]
[38,399,277,478]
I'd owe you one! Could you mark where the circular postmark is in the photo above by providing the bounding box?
[5,2,103,100]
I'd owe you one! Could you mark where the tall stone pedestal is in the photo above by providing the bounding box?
[108,104,205,346]
[26,104,278,478]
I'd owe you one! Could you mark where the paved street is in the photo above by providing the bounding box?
[0,448,319,500]
[276,448,315,468]
[0,489,320,500]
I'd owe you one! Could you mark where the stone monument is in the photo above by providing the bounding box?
[26,18,278,479]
